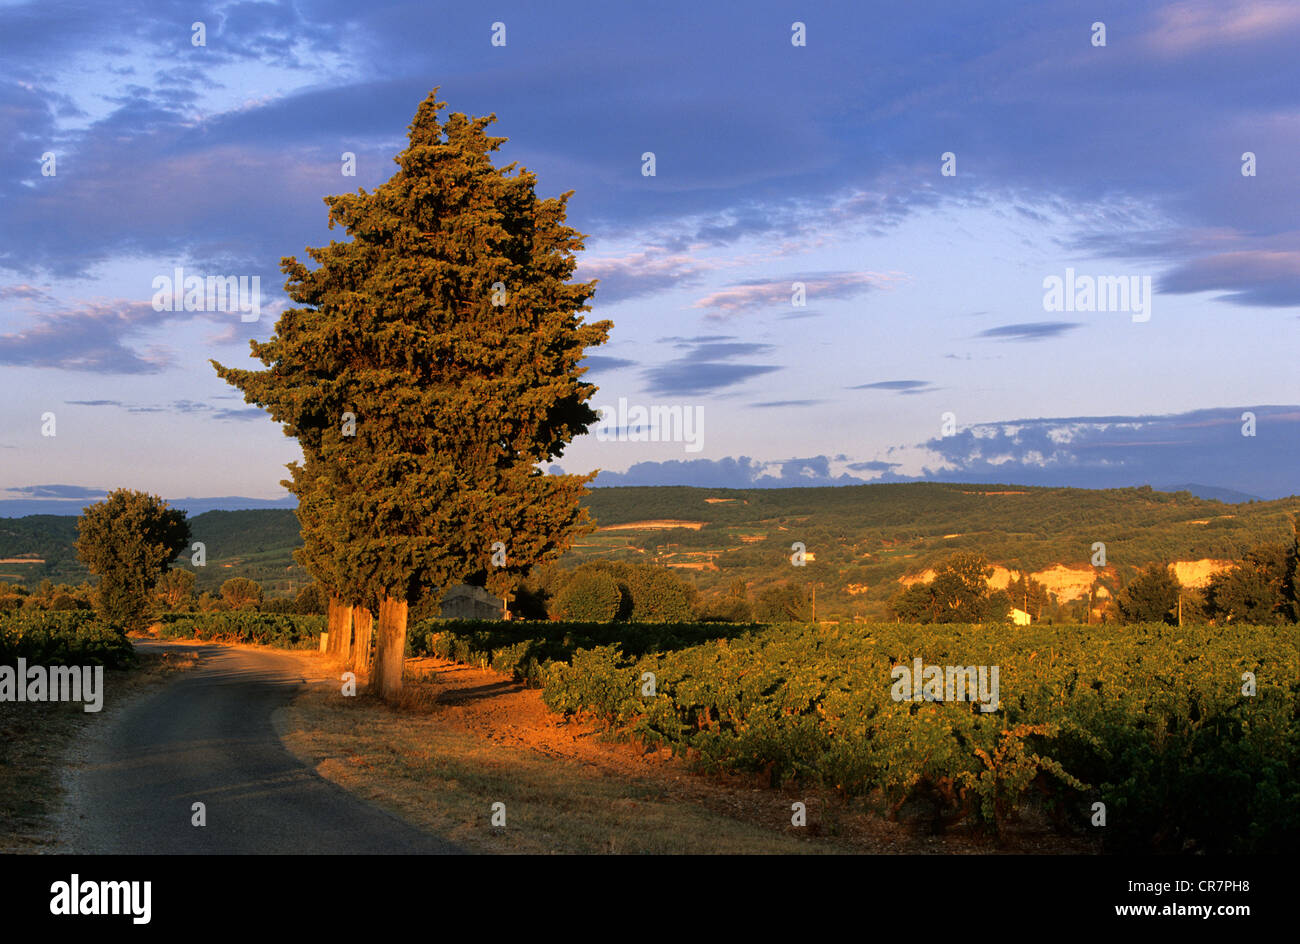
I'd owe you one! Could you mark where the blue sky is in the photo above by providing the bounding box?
[2,0,1298,507]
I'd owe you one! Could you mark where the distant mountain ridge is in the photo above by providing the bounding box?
[1154,483,1262,503]
[0,495,298,518]
[0,483,1268,519]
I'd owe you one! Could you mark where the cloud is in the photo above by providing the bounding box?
[0,300,174,372]
[0,284,53,302]
[594,455,869,488]
[577,249,715,305]
[5,484,106,500]
[750,399,826,408]
[593,406,1300,498]
[61,397,266,421]
[644,361,781,397]
[1158,250,1300,307]
[913,405,1300,499]
[642,337,781,396]
[849,379,937,394]
[977,322,1082,342]
[1143,0,1300,57]
[579,355,638,374]
[693,271,903,318]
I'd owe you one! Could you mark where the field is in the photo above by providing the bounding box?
[411,616,1300,853]
[6,607,1297,853]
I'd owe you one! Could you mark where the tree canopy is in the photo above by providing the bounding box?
[212,91,611,697]
[75,489,190,632]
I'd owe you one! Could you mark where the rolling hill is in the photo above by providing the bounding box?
[3,483,1297,618]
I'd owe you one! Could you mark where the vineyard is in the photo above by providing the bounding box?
[0,611,135,669]
[153,612,324,649]
[8,607,1297,853]
[420,618,1300,853]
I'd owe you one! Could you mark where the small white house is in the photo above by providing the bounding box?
[1010,607,1032,626]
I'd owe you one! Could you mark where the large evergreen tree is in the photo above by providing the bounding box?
[213,91,611,699]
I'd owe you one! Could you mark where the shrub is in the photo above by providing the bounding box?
[549,571,624,621]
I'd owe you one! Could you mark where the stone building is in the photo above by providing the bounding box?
[439,584,507,621]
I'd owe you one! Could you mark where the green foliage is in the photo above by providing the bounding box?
[220,577,264,610]
[1117,563,1181,624]
[536,560,699,622]
[533,620,1299,853]
[549,570,624,621]
[888,553,1013,623]
[211,90,612,616]
[0,611,135,668]
[11,487,1300,626]
[155,611,323,649]
[702,578,753,622]
[295,582,327,615]
[1206,542,1295,624]
[157,568,196,610]
[75,489,191,633]
[754,583,812,622]
[411,619,744,685]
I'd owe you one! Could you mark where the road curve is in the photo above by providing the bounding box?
[58,641,460,854]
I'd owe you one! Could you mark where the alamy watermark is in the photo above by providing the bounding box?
[152,266,261,322]
[594,397,704,453]
[890,658,1000,712]
[50,875,150,924]
[0,659,104,712]
[1043,267,1151,322]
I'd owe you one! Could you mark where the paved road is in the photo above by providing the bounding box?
[59,641,459,854]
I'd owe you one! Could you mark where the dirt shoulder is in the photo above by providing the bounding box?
[0,644,199,853]
[279,654,1099,854]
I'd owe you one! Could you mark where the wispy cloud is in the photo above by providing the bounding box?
[643,336,781,397]
[63,397,265,421]
[5,484,106,500]
[1158,250,1300,306]
[849,379,937,395]
[977,322,1081,342]
[0,300,174,373]
[693,271,903,318]
[576,248,716,305]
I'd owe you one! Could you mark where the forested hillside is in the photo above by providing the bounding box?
[3,483,1298,620]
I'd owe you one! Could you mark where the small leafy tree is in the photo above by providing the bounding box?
[220,577,264,611]
[75,489,191,632]
[550,570,623,621]
[624,565,696,621]
[1117,563,1181,624]
[295,582,328,615]
[157,569,197,610]
[890,554,1011,623]
[1007,573,1051,619]
[1206,544,1292,624]
[755,583,813,622]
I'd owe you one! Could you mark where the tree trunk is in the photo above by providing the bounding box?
[370,596,408,701]
[337,603,354,663]
[326,595,340,655]
[352,606,374,672]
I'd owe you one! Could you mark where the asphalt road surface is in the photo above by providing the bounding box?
[59,641,459,854]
